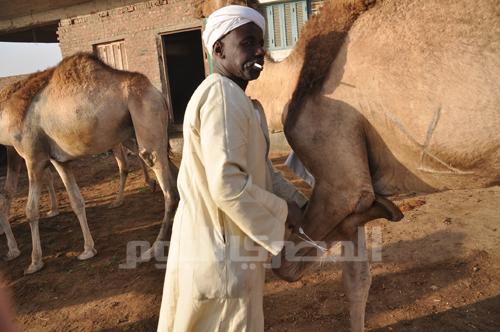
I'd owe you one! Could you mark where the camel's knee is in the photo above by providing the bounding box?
[340,196,403,236]
[70,200,85,213]
[25,205,39,222]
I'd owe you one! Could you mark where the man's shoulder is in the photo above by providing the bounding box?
[191,74,248,107]
[200,73,244,94]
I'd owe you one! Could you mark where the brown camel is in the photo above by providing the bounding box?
[0,53,178,274]
[244,0,500,330]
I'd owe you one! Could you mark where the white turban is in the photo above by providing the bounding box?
[202,5,266,56]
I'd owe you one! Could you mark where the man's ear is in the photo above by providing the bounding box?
[213,40,225,59]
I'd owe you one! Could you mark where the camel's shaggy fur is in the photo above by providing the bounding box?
[288,0,375,116]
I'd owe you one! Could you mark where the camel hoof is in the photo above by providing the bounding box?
[140,248,154,262]
[4,248,21,261]
[109,200,124,209]
[77,248,97,260]
[24,261,44,275]
[140,241,167,262]
[46,210,59,218]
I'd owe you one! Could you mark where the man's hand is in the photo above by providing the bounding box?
[285,202,303,234]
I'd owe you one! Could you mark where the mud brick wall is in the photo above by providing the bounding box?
[57,0,202,90]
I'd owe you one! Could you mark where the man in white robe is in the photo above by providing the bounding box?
[157,5,307,332]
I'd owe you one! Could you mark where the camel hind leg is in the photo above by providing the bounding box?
[45,168,59,217]
[287,97,378,237]
[128,87,179,261]
[342,227,371,332]
[121,139,158,192]
[109,145,129,208]
[138,153,157,192]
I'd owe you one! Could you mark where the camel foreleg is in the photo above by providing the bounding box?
[0,147,22,260]
[50,160,96,261]
[24,160,46,274]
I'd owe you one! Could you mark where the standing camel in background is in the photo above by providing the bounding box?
[0,53,178,274]
[244,0,500,330]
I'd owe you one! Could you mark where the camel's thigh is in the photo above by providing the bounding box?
[291,97,376,234]
[4,146,23,198]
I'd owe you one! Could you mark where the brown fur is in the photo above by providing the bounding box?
[51,52,133,88]
[287,0,376,120]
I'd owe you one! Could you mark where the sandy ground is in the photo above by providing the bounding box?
[0,152,499,331]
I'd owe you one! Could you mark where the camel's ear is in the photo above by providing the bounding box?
[213,40,225,59]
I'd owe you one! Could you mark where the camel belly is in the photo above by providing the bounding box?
[34,95,134,160]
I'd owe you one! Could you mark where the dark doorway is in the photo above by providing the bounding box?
[162,29,206,124]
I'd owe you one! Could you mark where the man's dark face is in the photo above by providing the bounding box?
[213,22,265,83]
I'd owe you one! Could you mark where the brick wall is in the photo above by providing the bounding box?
[57,0,203,90]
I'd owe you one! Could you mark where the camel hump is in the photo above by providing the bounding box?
[0,52,118,126]
[56,52,153,97]
[51,52,129,87]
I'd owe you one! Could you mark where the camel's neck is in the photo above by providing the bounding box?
[0,113,11,145]
[246,54,304,131]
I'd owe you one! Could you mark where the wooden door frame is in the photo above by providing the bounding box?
[156,26,205,130]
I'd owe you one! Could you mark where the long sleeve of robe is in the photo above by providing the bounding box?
[157,74,306,332]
